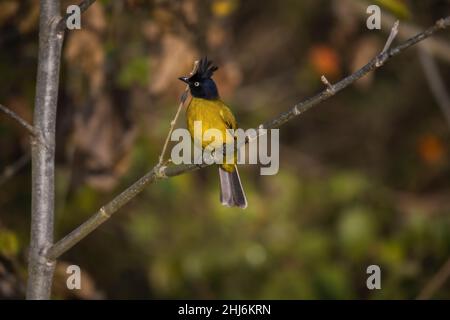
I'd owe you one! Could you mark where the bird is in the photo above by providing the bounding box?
[179,57,247,209]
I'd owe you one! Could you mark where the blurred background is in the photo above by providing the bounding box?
[0,0,450,299]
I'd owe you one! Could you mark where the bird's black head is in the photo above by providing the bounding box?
[179,57,219,100]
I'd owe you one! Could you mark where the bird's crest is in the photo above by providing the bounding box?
[191,57,218,80]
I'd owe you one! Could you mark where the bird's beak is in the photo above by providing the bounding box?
[178,76,189,84]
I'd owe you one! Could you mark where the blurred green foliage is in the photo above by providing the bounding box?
[117,56,150,88]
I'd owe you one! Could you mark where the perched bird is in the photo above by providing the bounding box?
[179,57,247,208]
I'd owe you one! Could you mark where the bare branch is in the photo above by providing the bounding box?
[381,20,400,54]
[157,60,199,168]
[320,75,336,95]
[27,0,64,300]
[347,0,450,64]
[0,104,49,149]
[45,16,450,262]
[0,103,36,137]
[418,48,450,128]
[376,20,400,67]
[26,0,98,300]
[56,0,97,33]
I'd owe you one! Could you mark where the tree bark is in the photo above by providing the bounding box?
[27,0,64,300]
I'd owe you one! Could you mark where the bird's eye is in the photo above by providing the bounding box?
[194,82,200,87]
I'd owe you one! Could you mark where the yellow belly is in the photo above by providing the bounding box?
[186,98,234,148]
[186,97,236,172]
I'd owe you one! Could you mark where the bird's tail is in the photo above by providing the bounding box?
[219,165,247,209]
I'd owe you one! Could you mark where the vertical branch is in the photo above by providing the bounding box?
[157,60,199,167]
[27,0,64,300]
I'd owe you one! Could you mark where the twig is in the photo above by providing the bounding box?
[0,153,31,186]
[0,104,49,149]
[418,48,450,128]
[262,18,450,130]
[417,257,450,300]
[0,104,36,137]
[45,17,450,262]
[382,20,399,54]
[157,60,199,169]
[376,20,400,67]
[348,0,450,64]
[320,75,336,94]
[56,0,97,33]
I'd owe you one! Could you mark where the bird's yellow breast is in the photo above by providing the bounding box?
[186,97,236,149]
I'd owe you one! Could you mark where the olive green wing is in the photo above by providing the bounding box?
[218,101,237,130]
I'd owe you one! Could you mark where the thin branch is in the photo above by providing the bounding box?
[320,75,336,94]
[348,0,450,64]
[157,61,199,167]
[56,0,97,33]
[417,257,450,300]
[376,20,400,67]
[418,48,450,128]
[0,152,31,186]
[45,17,450,262]
[381,20,399,54]
[261,17,450,130]
[0,104,49,149]
[0,104,36,137]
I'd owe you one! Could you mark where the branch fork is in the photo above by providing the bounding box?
[376,20,400,67]
[321,76,336,95]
